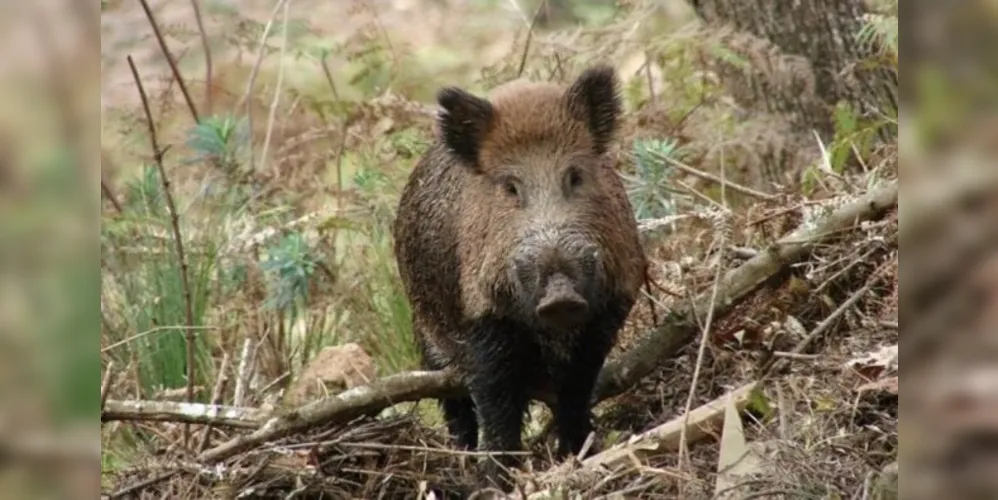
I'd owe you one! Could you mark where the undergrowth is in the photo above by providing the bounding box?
[100,0,899,495]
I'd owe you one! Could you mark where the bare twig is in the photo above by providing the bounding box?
[319,55,348,223]
[241,0,289,173]
[319,56,342,102]
[652,151,778,201]
[233,338,254,407]
[189,0,213,115]
[101,362,116,412]
[295,441,532,457]
[102,400,268,429]
[197,354,232,453]
[102,326,214,354]
[108,470,181,500]
[258,0,292,174]
[199,369,463,463]
[136,0,201,123]
[516,0,547,78]
[127,55,198,447]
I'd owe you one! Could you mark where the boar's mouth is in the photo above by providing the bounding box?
[534,273,590,329]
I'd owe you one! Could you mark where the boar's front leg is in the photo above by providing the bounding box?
[466,318,530,492]
[554,298,632,459]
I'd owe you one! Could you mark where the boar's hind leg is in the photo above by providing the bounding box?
[554,299,632,459]
[466,319,530,491]
[419,347,479,450]
[440,397,478,450]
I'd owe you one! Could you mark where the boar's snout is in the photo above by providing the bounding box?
[509,229,602,330]
[535,273,589,328]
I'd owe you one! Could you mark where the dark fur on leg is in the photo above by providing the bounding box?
[465,317,534,492]
[418,334,479,450]
[441,397,478,450]
[553,296,633,459]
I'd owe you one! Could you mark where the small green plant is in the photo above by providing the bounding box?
[184,115,251,178]
[622,137,688,220]
[261,232,322,312]
[829,101,878,174]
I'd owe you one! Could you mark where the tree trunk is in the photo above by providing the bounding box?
[688,0,898,187]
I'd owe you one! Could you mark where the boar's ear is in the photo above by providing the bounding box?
[565,65,621,154]
[436,86,494,168]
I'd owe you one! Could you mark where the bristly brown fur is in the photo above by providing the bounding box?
[393,64,647,491]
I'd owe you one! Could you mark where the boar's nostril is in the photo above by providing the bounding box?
[535,274,589,328]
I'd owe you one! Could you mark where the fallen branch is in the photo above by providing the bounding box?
[199,369,463,462]
[102,400,268,429]
[532,382,758,493]
[184,181,895,463]
[594,181,898,400]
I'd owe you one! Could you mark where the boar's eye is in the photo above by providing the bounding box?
[500,176,521,201]
[565,167,584,192]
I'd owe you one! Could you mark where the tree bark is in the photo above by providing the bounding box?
[688,0,898,185]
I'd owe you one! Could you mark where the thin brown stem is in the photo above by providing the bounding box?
[127,55,198,448]
[189,0,213,115]
[197,354,231,453]
[259,0,292,174]
[136,0,201,123]
[654,151,778,201]
[108,470,181,500]
[241,0,289,174]
[516,0,547,78]
[319,59,347,186]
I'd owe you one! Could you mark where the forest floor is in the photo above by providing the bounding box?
[100,0,900,498]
